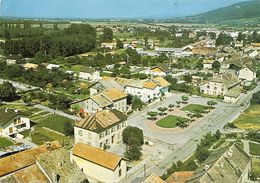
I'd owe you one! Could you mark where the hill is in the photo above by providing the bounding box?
[175,0,260,23]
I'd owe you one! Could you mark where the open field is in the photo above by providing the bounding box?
[156,115,189,128]
[181,104,208,114]
[37,115,74,135]
[31,127,72,146]
[252,157,260,177]
[233,105,260,129]
[249,142,260,156]
[0,137,14,148]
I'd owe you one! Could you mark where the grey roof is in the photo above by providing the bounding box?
[187,143,250,183]
[224,88,241,98]
[210,73,241,89]
[98,79,124,90]
[36,148,87,183]
[0,109,20,126]
[90,93,113,108]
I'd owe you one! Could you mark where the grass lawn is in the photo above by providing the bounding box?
[249,141,260,156]
[19,129,31,138]
[252,157,260,177]
[156,115,189,128]
[181,104,208,114]
[37,115,74,135]
[0,137,14,148]
[233,105,260,129]
[31,127,73,146]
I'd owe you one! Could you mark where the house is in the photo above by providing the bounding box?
[22,63,38,70]
[248,50,259,59]
[186,143,251,183]
[74,88,128,114]
[224,88,241,104]
[150,66,171,77]
[115,77,170,103]
[79,68,100,81]
[36,148,88,183]
[200,73,241,96]
[46,64,61,70]
[0,109,30,138]
[71,142,127,183]
[192,46,218,56]
[238,67,256,82]
[101,42,117,49]
[142,173,165,183]
[89,77,124,96]
[0,141,60,182]
[155,47,192,57]
[74,109,127,148]
[166,171,194,183]
[203,59,214,69]
[6,54,21,65]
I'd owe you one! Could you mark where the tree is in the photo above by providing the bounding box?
[122,126,144,146]
[251,91,260,104]
[124,144,142,161]
[63,121,74,136]
[0,82,17,101]
[22,93,32,104]
[132,96,143,111]
[116,39,124,48]
[215,129,221,140]
[103,27,113,42]
[207,100,217,106]
[212,61,220,70]
[252,31,258,43]
[183,74,192,83]
[216,33,233,46]
[3,29,10,39]
[123,126,144,161]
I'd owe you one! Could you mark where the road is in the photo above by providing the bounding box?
[34,104,81,121]
[124,85,260,183]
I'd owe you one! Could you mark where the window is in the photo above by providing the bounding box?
[111,127,114,132]
[214,87,217,90]
[119,169,122,177]
[99,133,103,139]
[78,130,83,136]
[117,125,120,130]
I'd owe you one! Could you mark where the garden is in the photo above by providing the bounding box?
[233,105,260,130]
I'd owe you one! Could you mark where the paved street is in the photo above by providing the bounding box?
[124,85,260,183]
[34,104,81,121]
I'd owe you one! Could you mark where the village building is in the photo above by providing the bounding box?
[71,142,127,183]
[200,73,241,96]
[149,66,171,77]
[74,109,127,149]
[166,171,194,183]
[22,63,38,70]
[192,46,218,56]
[114,77,170,103]
[224,88,241,104]
[186,143,251,183]
[73,88,127,114]
[238,66,256,82]
[46,63,61,70]
[101,42,117,49]
[142,173,165,183]
[79,67,100,81]
[0,109,30,138]
[6,55,22,65]
[203,59,215,69]
[0,141,61,182]
[36,148,88,183]
[89,77,124,96]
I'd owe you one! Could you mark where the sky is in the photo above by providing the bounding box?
[0,0,248,19]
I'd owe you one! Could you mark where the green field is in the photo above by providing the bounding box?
[31,127,72,146]
[37,115,74,135]
[249,142,260,156]
[0,137,14,148]
[156,115,189,128]
[252,157,260,178]
[181,104,208,114]
[233,105,260,130]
